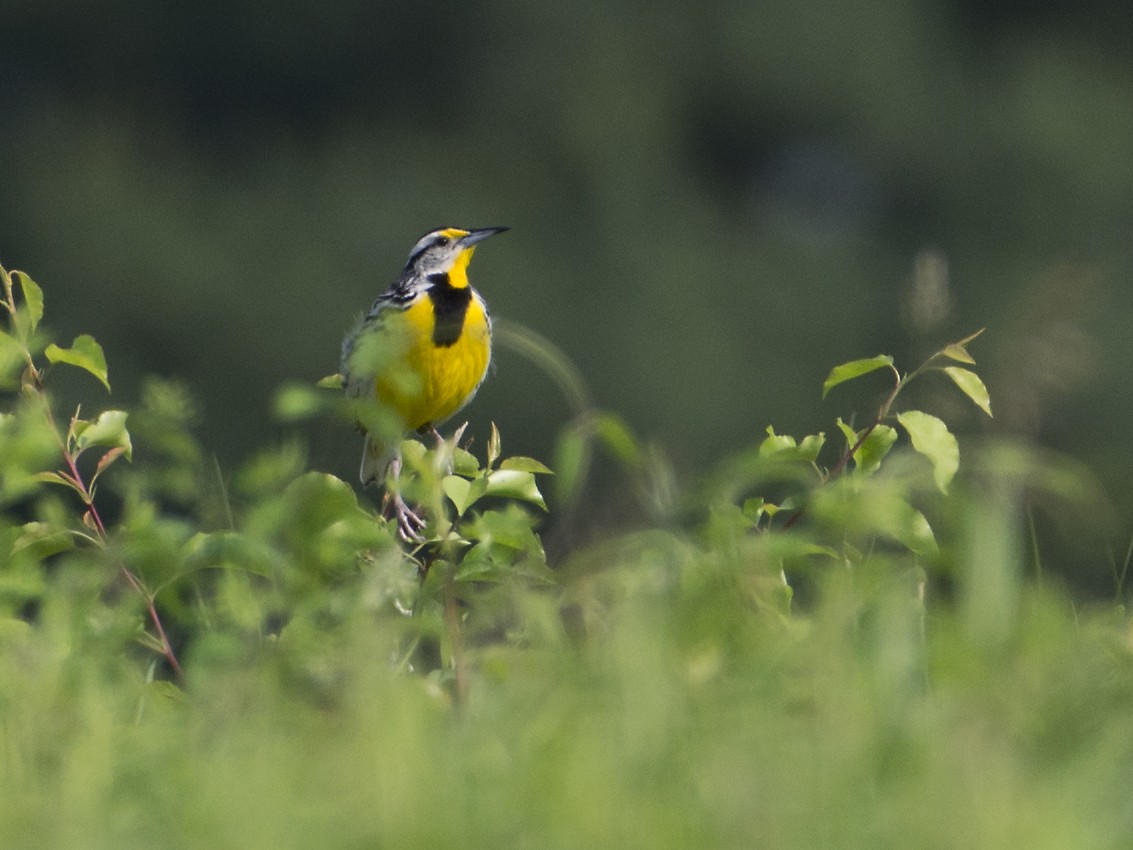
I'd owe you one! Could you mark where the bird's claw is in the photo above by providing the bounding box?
[430,422,467,475]
[391,494,427,543]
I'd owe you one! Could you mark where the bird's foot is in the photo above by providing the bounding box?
[430,422,468,475]
[385,491,427,543]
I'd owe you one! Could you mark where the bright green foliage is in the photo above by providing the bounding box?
[45,334,112,391]
[942,365,993,417]
[2,268,1132,848]
[897,410,959,493]
[821,354,894,398]
[836,417,897,475]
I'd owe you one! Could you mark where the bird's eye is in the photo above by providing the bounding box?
[435,236,450,248]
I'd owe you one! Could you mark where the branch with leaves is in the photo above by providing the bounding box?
[0,263,182,680]
[736,331,992,545]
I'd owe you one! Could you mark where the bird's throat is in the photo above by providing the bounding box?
[447,247,474,288]
[427,274,473,347]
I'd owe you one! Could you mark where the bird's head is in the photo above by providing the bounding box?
[405,227,508,282]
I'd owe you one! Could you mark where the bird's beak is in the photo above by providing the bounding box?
[459,227,509,247]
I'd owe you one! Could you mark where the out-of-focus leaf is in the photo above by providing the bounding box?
[796,433,825,463]
[462,504,545,557]
[0,331,26,386]
[758,427,827,465]
[274,382,327,421]
[485,469,547,511]
[821,355,893,398]
[741,497,768,523]
[13,521,75,559]
[180,531,276,576]
[498,456,553,474]
[316,373,344,389]
[595,413,642,468]
[758,426,796,457]
[897,410,958,492]
[553,425,588,505]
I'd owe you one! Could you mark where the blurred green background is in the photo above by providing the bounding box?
[3,0,1131,582]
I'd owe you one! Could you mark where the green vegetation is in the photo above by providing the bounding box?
[2,263,1131,848]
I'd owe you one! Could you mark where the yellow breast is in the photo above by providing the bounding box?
[375,294,491,431]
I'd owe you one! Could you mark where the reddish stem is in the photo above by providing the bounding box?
[50,401,185,682]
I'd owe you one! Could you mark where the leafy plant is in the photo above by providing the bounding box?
[3,263,1132,849]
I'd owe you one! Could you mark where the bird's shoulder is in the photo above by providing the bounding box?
[364,269,427,320]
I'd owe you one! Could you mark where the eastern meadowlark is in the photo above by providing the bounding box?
[341,226,507,538]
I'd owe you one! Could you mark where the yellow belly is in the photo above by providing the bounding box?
[375,296,491,431]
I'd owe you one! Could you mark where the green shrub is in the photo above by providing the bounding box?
[1,262,1130,848]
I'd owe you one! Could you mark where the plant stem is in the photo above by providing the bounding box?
[782,365,904,531]
[43,392,185,682]
[443,564,468,705]
[119,566,184,681]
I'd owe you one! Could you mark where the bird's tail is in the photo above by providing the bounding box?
[360,435,393,487]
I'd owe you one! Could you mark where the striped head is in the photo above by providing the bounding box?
[404,227,509,284]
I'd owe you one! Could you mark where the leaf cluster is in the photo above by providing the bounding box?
[4,264,1133,848]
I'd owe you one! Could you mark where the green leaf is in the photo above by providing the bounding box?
[484,469,547,511]
[797,432,826,463]
[595,413,642,468]
[741,497,768,523]
[453,550,516,584]
[181,531,276,576]
[756,427,828,464]
[443,475,488,516]
[13,272,44,335]
[14,521,75,559]
[451,447,480,478]
[837,418,898,475]
[941,343,976,365]
[821,355,894,398]
[498,456,554,474]
[905,507,939,555]
[0,330,25,387]
[879,498,939,556]
[94,446,129,480]
[553,425,588,505]
[316,372,344,389]
[461,504,546,557]
[274,382,326,421]
[33,471,74,489]
[897,410,958,492]
[955,328,986,348]
[75,410,133,460]
[443,476,472,515]
[758,426,796,457]
[942,366,993,417]
[45,334,110,391]
[856,424,898,474]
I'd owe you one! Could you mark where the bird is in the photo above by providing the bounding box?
[341,226,507,539]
